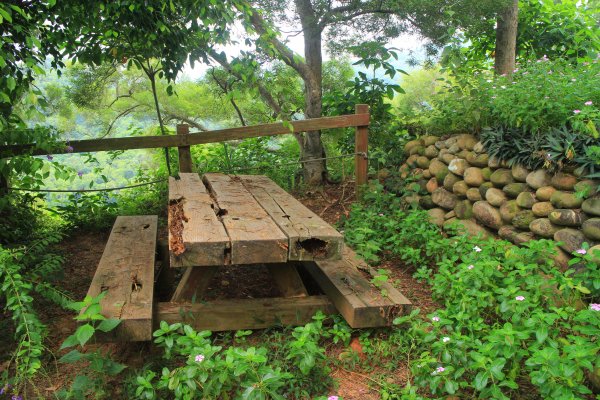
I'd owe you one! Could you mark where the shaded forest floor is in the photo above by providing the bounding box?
[5,182,437,399]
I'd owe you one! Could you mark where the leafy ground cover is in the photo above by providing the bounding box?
[1,180,598,399]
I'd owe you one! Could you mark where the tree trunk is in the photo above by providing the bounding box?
[297,0,327,185]
[494,0,519,75]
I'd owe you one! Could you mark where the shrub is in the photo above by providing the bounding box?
[342,186,600,399]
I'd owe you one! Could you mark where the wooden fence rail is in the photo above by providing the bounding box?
[1,105,370,194]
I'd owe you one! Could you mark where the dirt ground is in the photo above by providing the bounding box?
[4,181,437,399]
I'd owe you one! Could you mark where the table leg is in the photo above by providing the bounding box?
[267,263,309,298]
[171,266,220,303]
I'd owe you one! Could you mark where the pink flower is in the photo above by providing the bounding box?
[468,265,474,270]
[378,213,384,216]
[575,248,587,255]
[65,145,74,153]
[46,155,53,161]
[515,296,525,301]
[442,337,450,343]
[473,246,482,252]
[328,396,339,400]
[585,101,593,106]
[573,110,581,114]
[590,304,600,311]
[432,316,440,322]
[195,354,205,363]
[432,366,446,375]
[77,171,84,177]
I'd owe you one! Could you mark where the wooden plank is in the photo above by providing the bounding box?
[171,266,220,302]
[168,173,230,267]
[302,247,411,328]
[84,215,157,341]
[267,263,309,298]
[239,175,344,261]
[355,104,369,199]
[156,295,336,331]
[3,113,370,156]
[202,173,288,265]
[177,124,193,173]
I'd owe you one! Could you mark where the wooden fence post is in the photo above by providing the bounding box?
[354,104,369,199]
[177,124,193,173]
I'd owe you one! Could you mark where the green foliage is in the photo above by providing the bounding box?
[0,230,69,395]
[58,292,126,399]
[458,0,600,66]
[342,186,600,399]
[135,313,335,399]
[480,59,600,135]
[324,43,409,168]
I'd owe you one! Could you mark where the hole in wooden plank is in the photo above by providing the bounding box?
[297,238,328,257]
[232,217,239,220]
[100,285,109,292]
[217,208,228,217]
[142,224,150,229]
[169,199,187,256]
[131,274,142,292]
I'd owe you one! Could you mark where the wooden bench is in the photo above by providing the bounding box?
[84,215,158,341]
[302,248,412,328]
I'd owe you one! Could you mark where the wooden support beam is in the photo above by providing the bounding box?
[355,104,369,200]
[155,239,175,299]
[156,295,336,331]
[2,113,370,156]
[267,263,309,298]
[171,266,219,302]
[177,124,193,173]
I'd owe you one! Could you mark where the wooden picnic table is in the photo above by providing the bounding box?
[168,173,344,267]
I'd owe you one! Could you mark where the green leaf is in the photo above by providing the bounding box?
[76,324,95,346]
[535,326,548,343]
[97,318,121,332]
[474,371,489,391]
[60,334,80,350]
[59,349,86,364]
[72,375,92,391]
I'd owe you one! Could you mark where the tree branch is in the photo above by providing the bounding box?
[162,112,209,131]
[241,5,312,80]
[101,104,142,138]
[209,68,247,127]
[207,49,283,118]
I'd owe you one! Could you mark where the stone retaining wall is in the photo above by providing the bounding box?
[395,134,600,267]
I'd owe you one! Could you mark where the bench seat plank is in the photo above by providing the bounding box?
[239,175,344,261]
[303,247,411,328]
[85,215,157,341]
[202,173,288,265]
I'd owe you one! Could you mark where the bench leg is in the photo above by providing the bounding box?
[171,266,219,303]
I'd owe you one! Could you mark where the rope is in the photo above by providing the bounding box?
[7,178,168,193]
[229,152,366,172]
[5,152,368,193]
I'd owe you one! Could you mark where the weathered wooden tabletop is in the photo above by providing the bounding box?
[168,173,343,267]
